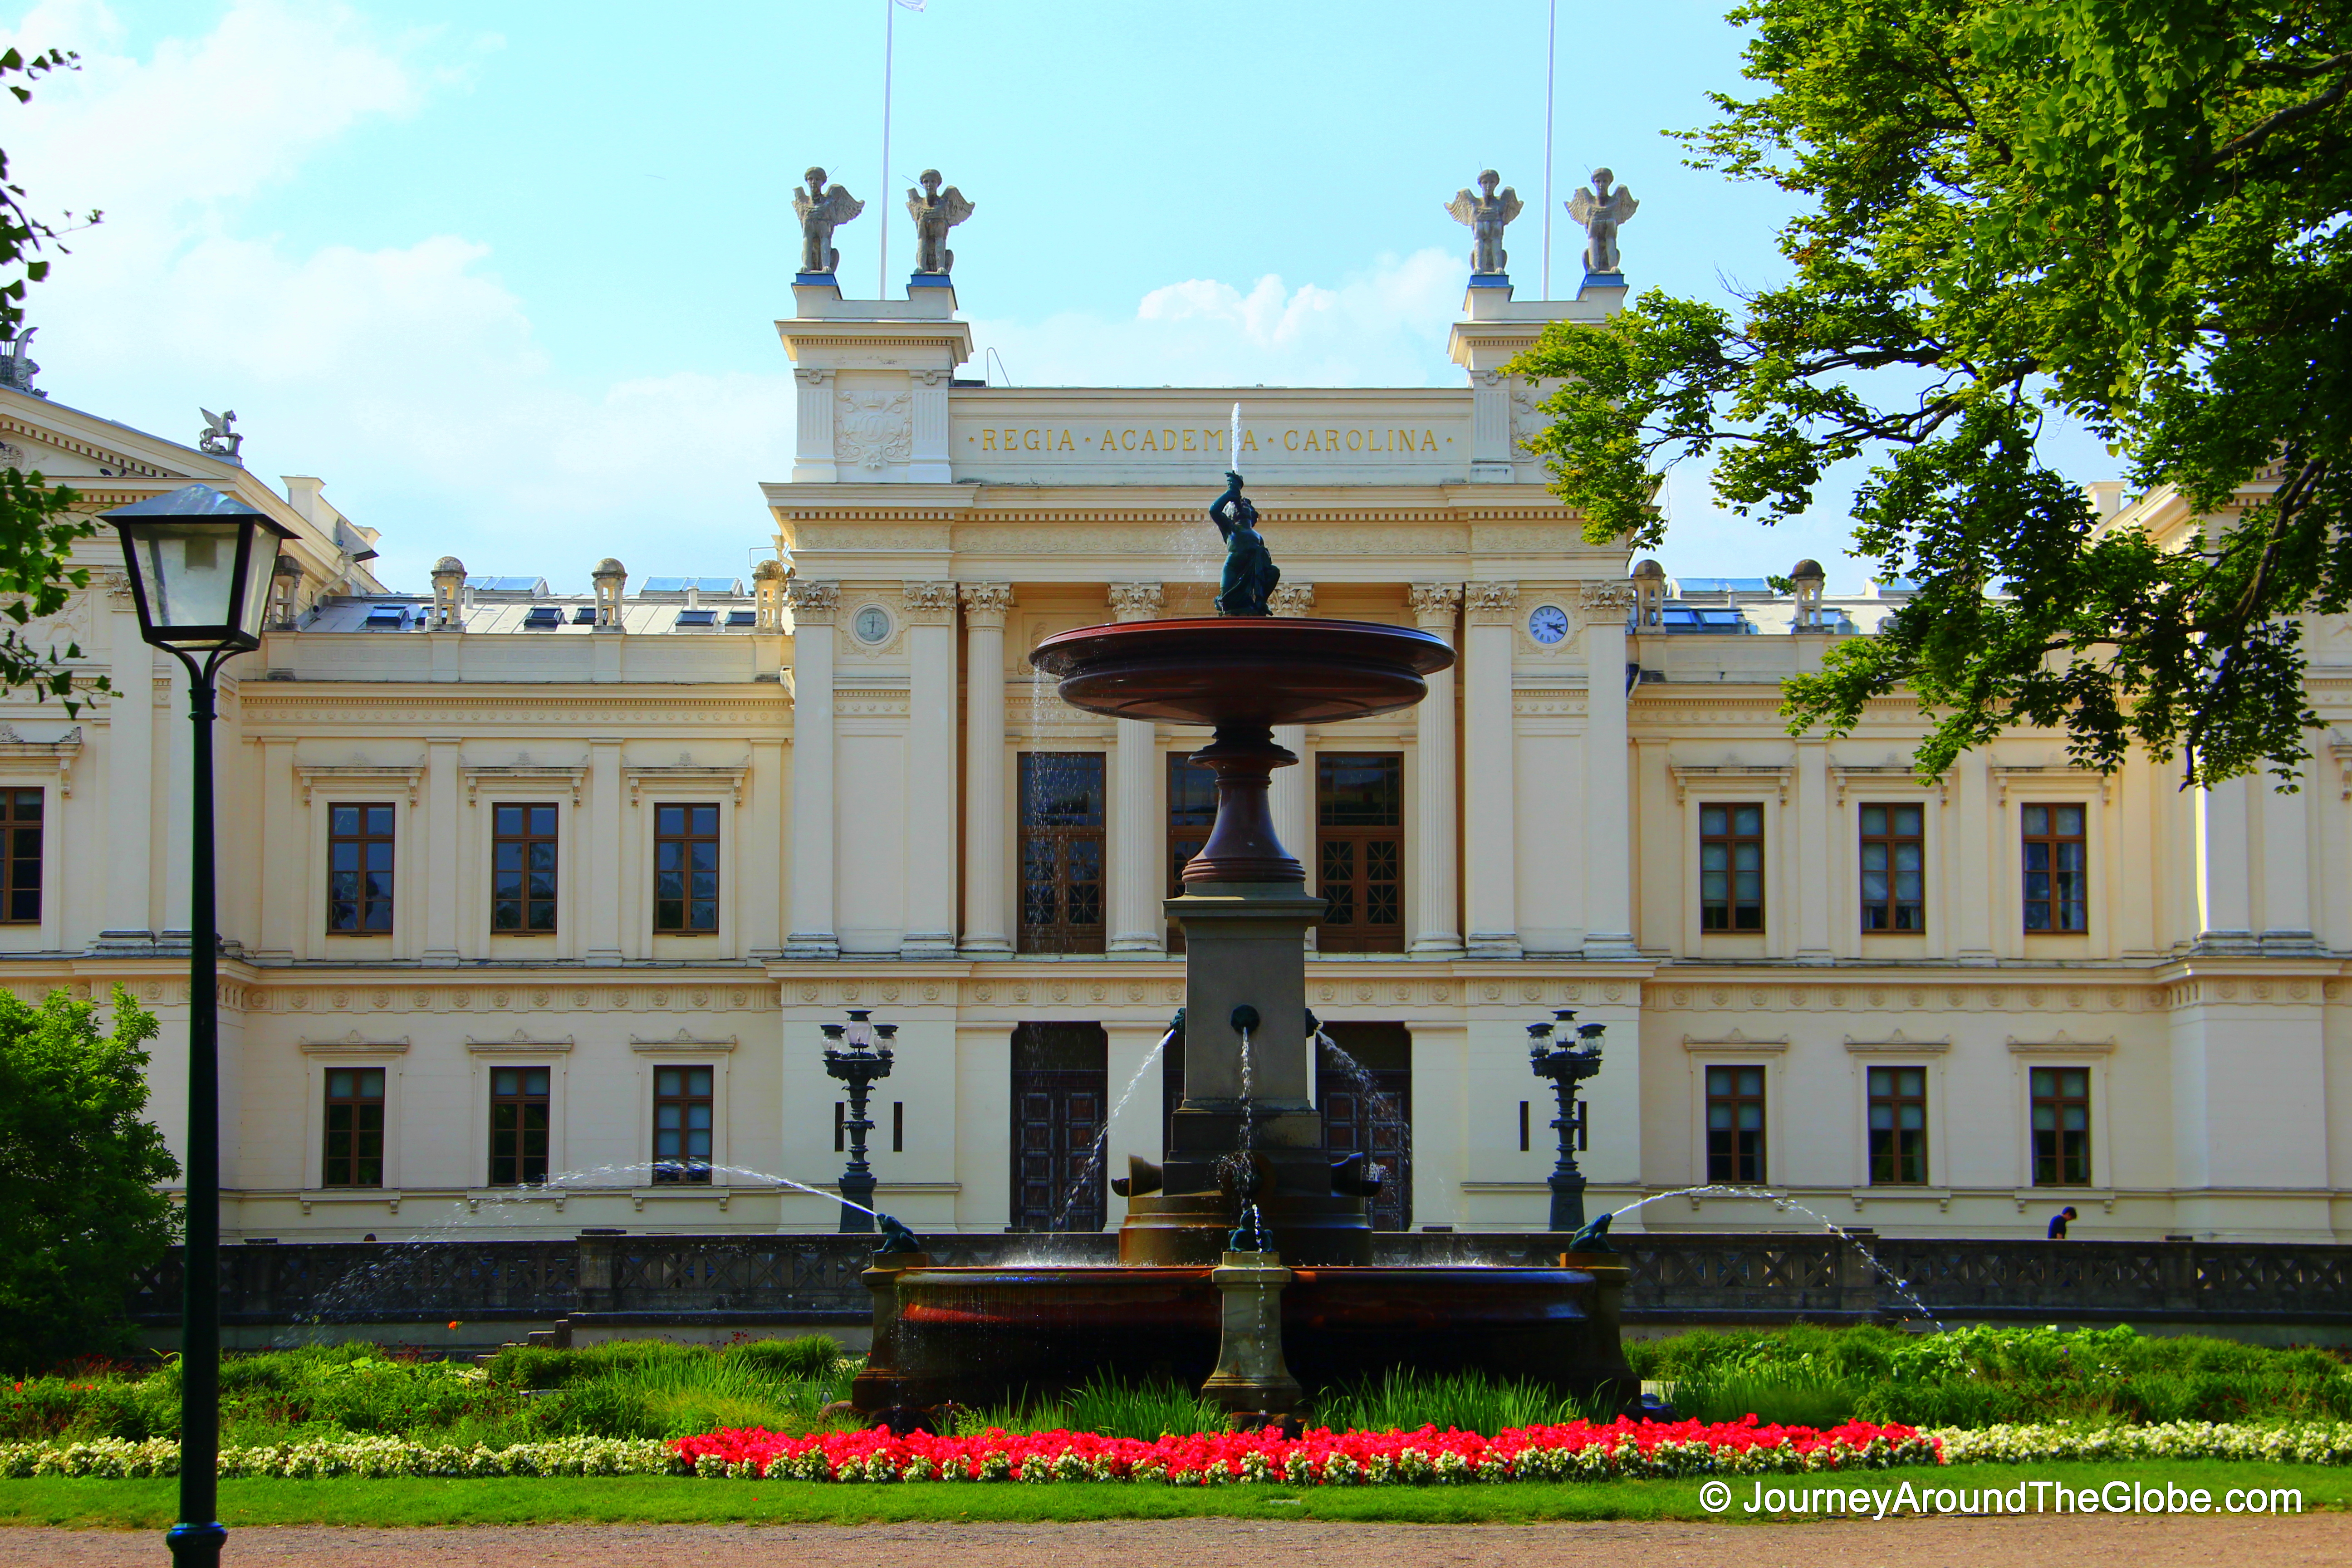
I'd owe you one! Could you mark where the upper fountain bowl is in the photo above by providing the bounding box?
[1031,617,1456,730]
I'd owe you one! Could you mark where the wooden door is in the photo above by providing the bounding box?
[1009,1023,1109,1230]
[1318,1024,1412,1231]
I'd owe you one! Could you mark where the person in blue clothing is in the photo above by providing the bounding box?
[2047,1205,2079,1239]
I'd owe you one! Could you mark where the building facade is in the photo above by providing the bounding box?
[0,269,2347,1245]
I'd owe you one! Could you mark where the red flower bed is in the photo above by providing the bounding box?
[670,1414,1942,1484]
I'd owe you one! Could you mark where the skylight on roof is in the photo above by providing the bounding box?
[523,606,561,627]
[725,609,757,627]
[675,608,717,627]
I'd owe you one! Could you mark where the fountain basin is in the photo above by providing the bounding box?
[853,1259,1634,1415]
[1030,617,1455,730]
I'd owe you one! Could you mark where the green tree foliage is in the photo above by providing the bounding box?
[1511,0,2352,785]
[0,44,103,709]
[0,987,177,1372]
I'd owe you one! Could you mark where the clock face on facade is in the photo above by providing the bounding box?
[1528,604,1570,645]
[853,606,892,644]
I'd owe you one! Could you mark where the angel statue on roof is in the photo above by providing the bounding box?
[1446,170,1523,278]
[792,167,864,278]
[1567,168,1640,276]
[906,170,975,276]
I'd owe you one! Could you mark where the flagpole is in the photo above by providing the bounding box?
[1542,0,1556,300]
[879,0,894,298]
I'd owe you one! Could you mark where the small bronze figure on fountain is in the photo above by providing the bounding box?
[1209,470,1280,617]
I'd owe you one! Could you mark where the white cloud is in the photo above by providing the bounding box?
[970,249,1465,387]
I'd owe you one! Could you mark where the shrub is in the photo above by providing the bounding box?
[720,1336,841,1380]
[1671,1360,1859,1429]
[0,988,177,1373]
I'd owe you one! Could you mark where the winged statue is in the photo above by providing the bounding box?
[1566,168,1639,275]
[792,167,865,278]
[906,169,975,276]
[199,407,242,459]
[1446,170,1523,278]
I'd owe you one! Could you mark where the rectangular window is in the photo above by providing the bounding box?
[0,788,40,924]
[1699,803,1764,931]
[491,803,558,934]
[652,1064,713,1185]
[1858,803,1925,931]
[1705,1064,1766,1183]
[1166,754,1217,952]
[1867,1065,1928,1185]
[322,1067,384,1189]
[327,803,396,933]
[653,803,719,933]
[1317,753,1404,953]
[489,1065,551,1186]
[1019,753,1106,954]
[2031,1066,2092,1186]
[2021,803,2087,932]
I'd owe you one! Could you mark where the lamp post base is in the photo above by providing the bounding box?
[838,1172,877,1233]
[166,1520,226,1566]
[1547,1169,1588,1235]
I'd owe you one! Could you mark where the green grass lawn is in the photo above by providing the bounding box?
[1,1460,2346,1528]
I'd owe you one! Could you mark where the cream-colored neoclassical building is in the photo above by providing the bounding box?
[0,265,2345,1245]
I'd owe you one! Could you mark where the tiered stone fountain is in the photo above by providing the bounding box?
[852,471,1633,1425]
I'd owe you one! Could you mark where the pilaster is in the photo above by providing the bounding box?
[2194,776,2255,951]
[1578,580,1637,959]
[908,369,952,483]
[792,369,838,484]
[1407,584,1463,956]
[421,736,461,965]
[959,584,1014,956]
[785,580,841,958]
[1464,581,1520,956]
[98,587,155,946]
[584,739,624,965]
[901,581,959,955]
[1793,738,1832,963]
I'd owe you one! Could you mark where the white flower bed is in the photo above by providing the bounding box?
[1930,1421,2352,1467]
[0,1436,677,1480]
[5,1421,2349,1482]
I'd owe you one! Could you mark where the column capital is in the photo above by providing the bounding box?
[1268,582,1316,618]
[1465,581,1520,626]
[901,580,957,626]
[1107,582,1164,623]
[793,367,834,387]
[959,582,1014,628]
[1578,579,1638,625]
[785,578,840,624]
[1408,582,1463,632]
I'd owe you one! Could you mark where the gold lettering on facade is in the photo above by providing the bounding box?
[976,426,1436,457]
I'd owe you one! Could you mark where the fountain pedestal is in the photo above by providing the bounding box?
[1200,1250,1303,1428]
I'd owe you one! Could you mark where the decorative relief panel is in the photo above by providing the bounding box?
[833,392,912,472]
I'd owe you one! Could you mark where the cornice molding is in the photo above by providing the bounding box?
[295,762,424,806]
[1666,762,1792,804]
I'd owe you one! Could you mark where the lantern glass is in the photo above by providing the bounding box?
[105,487,292,654]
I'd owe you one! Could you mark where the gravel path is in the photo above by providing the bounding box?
[8,1516,2350,1567]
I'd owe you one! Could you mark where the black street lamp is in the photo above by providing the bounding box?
[821,1008,894,1233]
[1527,1008,1607,1234]
[103,484,293,1568]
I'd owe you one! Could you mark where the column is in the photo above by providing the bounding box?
[902,581,960,956]
[1793,739,1833,963]
[419,737,462,964]
[1407,584,1462,955]
[585,739,624,965]
[1268,584,1313,933]
[785,581,841,957]
[959,584,1014,955]
[99,583,154,946]
[1579,580,1638,959]
[791,368,838,483]
[2193,776,2254,951]
[1107,584,1165,953]
[1464,582,1521,956]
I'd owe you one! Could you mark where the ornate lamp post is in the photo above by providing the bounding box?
[1527,1008,1607,1234]
[102,484,293,1568]
[821,1008,894,1233]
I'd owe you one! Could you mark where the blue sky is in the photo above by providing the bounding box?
[0,0,2102,592]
